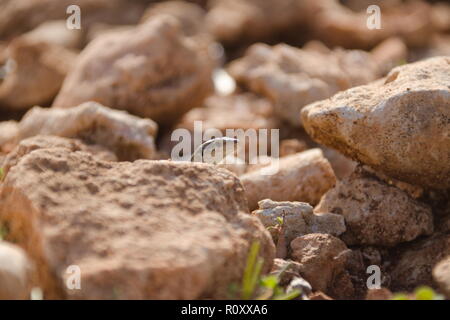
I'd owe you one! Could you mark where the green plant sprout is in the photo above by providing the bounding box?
[392,286,444,300]
[238,241,300,300]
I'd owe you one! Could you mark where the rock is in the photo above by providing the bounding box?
[0,148,274,299]
[17,102,157,161]
[240,149,336,210]
[365,288,393,300]
[0,241,33,300]
[321,147,357,180]
[302,56,450,189]
[228,43,380,126]
[2,135,117,177]
[21,20,83,49]
[52,16,214,127]
[306,0,432,49]
[253,199,346,244]
[315,168,434,246]
[390,234,450,292]
[178,93,277,133]
[0,120,18,151]
[279,139,308,157]
[433,256,450,299]
[370,37,408,75]
[0,0,147,39]
[0,38,76,111]
[205,0,306,45]
[270,258,304,286]
[290,233,350,293]
[141,1,206,37]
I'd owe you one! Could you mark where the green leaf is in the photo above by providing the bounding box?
[260,275,278,290]
[392,293,409,300]
[0,167,3,181]
[273,289,301,300]
[241,241,262,300]
[414,286,435,300]
[276,217,284,226]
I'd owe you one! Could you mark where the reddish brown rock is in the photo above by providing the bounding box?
[302,56,450,189]
[52,16,214,126]
[228,43,380,126]
[390,234,450,292]
[0,0,147,40]
[2,135,117,177]
[0,148,274,299]
[306,0,432,49]
[290,233,351,294]
[17,102,157,161]
[240,149,336,210]
[0,38,76,111]
[205,0,307,45]
[315,168,433,247]
[253,199,346,244]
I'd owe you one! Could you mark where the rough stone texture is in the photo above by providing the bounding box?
[206,0,306,45]
[0,0,147,40]
[228,43,380,126]
[390,234,450,292]
[253,199,346,244]
[0,241,33,300]
[0,148,274,299]
[306,0,432,49]
[52,16,214,126]
[0,38,76,111]
[240,149,336,210]
[2,135,117,176]
[17,102,157,161]
[315,168,434,247]
[302,56,450,189]
[433,256,450,299]
[290,233,351,294]
[0,120,18,151]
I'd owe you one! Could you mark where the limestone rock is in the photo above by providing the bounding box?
[52,16,214,126]
[21,20,83,50]
[17,102,157,161]
[229,43,380,126]
[253,199,346,244]
[0,241,33,300]
[315,168,434,246]
[390,234,450,292]
[302,56,450,189]
[290,233,350,293]
[240,149,336,210]
[0,148,274,299]
[0,38,76,111]
[433,256,450,299]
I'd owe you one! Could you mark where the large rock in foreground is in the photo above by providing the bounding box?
[0,148,274,299]
[301,56,450,189]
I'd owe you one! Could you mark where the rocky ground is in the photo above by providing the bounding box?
[0,0,449,300]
